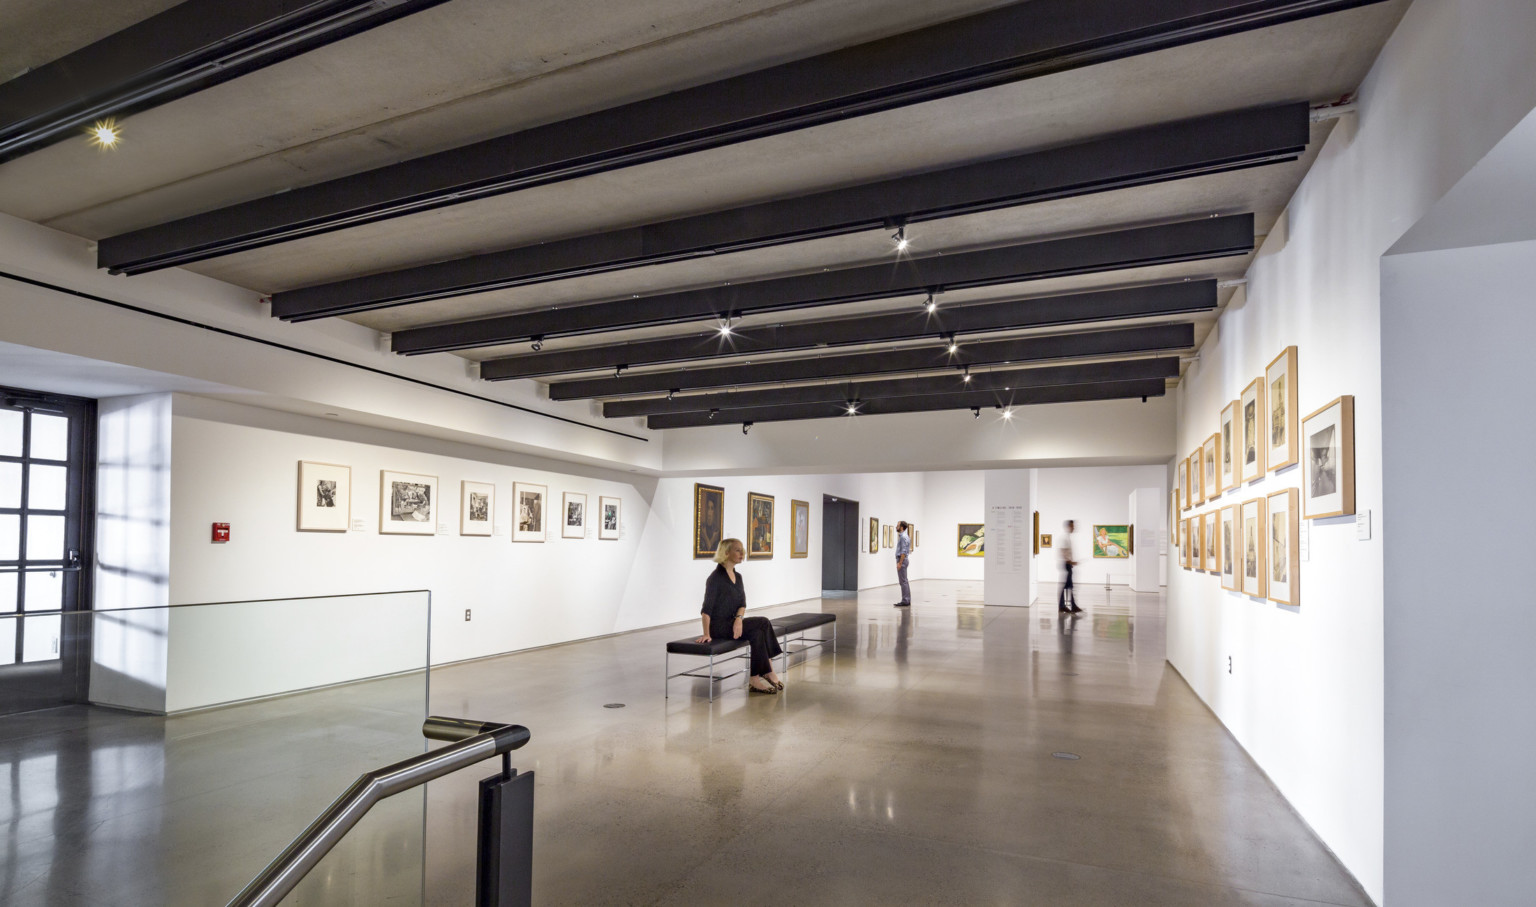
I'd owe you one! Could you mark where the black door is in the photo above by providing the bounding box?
[0,386,95,715]
[821,495,859,592]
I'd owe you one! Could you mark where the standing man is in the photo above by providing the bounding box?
[893,521,913,607]
[1058,520,1083,615]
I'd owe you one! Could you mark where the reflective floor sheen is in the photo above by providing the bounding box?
[0,581,1371,906]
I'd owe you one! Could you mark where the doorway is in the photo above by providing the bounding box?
[820,495,859,594]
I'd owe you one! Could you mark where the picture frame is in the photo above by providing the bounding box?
[1240,377,1267,482]
[1191,449,1206,506]
[1191,513,1204,570]
[957,523,984,557]
[297,460,350,532]
[1267,488,1300,606]
[693,483,724,558]
[1220,400,1240,490]
[1241,496,1268,598]
[1091,524,1130,558]
[1203,433,1220,501]
[1181,518,1191,568]
[869,517,879,554]
[514,482,548,543]
[790,499,809,558]
[1204,508,1220,575]
[380,470,437,535]
[1220,506,1239,591]
[599,495,621,540]
[460,480,493,536]
[1169,490,1179,543]
[747,492,774,559]
[1302,395,1356,519]
[884,524,894,549]
[1178,457,1190,512]
[562,491,586,539]
[1266,346,1299,472]
[1033,510,1040,555]
[1040,533,1053,549]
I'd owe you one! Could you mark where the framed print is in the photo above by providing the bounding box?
[1191,450,1205,506]
[1267,488,1300,606]
[1178,457,1190,511]
[1169,490,1179,542]
[1241,497,1268,598]
[380,470,437,535]
[514,482,548,543]
[790,499,809,558]
[1181,518,1191,568]
[599,495,621,540]
[957,523,984,557]
[1204,509,1220,575]
[747,492,774,559]
[1241,377,1267,481]
[1220,506,1238,591]
[562,491,586,539]
[297,461,350,532]
[1220,400,1240,490]
[869,517,879,554]
[460,480,493,536]
[1266,346,1299,472]
[1040,533,1052,548]
[1203,433,1220,501]
[885,525,894,548]
[1092,524,1130,558]
[1033,510,1040,555]
[1302,395,1356,519]
[693,483,724,558]
[915,528,920,547]
[1191,514,1204,570]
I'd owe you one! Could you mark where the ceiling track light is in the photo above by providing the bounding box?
[742,422,753,435]
[667,388,678,401]
[530,335,544,352]
[708,409,719,420]
[845,400,859,416]
[923,288,940,314]
[1002,407,1014,420]
[943,333,959,355]
[891,224,910,252]
[961,366,971,383]
[614,364,627,379]
[971,407,981,419]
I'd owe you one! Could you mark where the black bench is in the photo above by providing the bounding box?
[769,612,838,673]
[665,612,837,700]
[664,636,749,701]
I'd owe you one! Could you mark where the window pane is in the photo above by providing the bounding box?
[0,573,15,612]
[0,514,17,560]
[0,461,19,508]
[25,515,64,561]
[30,414,68,461]
[0,619,14,666]
[28,464,67,511]
[21,614,60,662]
[23,569,61,612]
[0,410,19,457]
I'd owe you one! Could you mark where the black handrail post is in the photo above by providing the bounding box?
[476,767,534,906]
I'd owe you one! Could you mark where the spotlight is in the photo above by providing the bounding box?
[742,422,753,436]
[718,321,733,337]
[845,401,859,416]
[943,334,958,355]
[891,226,909,252]
[530,336,543,352]
[88,118,121,149]
[924,291,938,314]
[1141,396,1148,403]
[708,409,719,420]
[971,407,981,419]
[667,389,678,401]
[614,364,626,379]
[1002,407,1014,420]
[962,366,971,383]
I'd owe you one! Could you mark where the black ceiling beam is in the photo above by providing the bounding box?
[479,281,1214,380]
[605,357,1182,418]
[0,0,453,166]
[402,214,1250,356]
[96,0,1385,274]
[273,104,1305,320]
[645,378,1169,429]
[544,322,1195,400]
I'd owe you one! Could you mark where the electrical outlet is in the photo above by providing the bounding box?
[464,609,472,622]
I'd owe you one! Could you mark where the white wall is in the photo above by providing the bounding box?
[1167,2,1536,902]
[1035,465,1166,586]
[982,469,1033,606]
[920,470,985,580]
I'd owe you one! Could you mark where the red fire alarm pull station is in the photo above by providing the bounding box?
[212,523,230,543]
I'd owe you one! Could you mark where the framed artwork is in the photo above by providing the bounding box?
[1092,524,1130,558]
[1267,488,1300,606]
[599,495,621,540]
[460,480,493,536]
[297,461,350,532]
[1204,509,1220,575]
[957,523,984,557]
[884,524,894,548]
[1241,377,1267,482]
[1191,449,1205,506]
[562,491,586,539]
[1241,497,1268,598]
[514,482,548,543]
[1181,518,1191,568]
[1266,346,1299,472]
[1040,533,1053,548]
[1220,400,1239,490]
[915,529,920,547]
[380,470,437,535]
[1033,510,1040,555]
[1191,514,1204,570]
[1178,457,1190,511]
[789,499,809,558]
[693,483,724,558]
[869,517,879,554]
[1203,433,1220,501]
[1169,490,1179,542]
[910,523,918,547]
[747,492,774,559]
[1220,506,1238,591]
[1302,395,1356,519]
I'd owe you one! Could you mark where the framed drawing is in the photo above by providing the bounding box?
[1302,395,1356,519]
[1241,377,1267,481]
[693,483,724,558]
[1266,346,1299,472]
[1092,525,1130,558]
[1220,506,1238,591]
[1203,433,1220,501]
[1181,518,1191,568]
[1220,400,1239,490]
[1033,510,1040,555]
[562,491,586,539]
[460,480,493,536]
[747,492,774,559]
[1040,533,1053,548]
[514,482,548,543]
[1178,457,1190,511]
[297,461,350,532]
[869,517,879,554]
[1204,512,1219,574]
[1267,488,1300,606]
[1191,514,1204,570]
[1169,490,1179,542]
[1191,449,1205,506]
[915,528,920,547]
[380,470,437,535]
[790,499,809,558]
[599,495,621,540]
[957,523,984,557]
[1241,497,1268,598]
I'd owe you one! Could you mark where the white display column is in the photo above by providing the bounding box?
[1127,487,1163,592]
[983,469,1033,607]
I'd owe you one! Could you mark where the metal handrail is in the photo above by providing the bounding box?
[227,717,530,907]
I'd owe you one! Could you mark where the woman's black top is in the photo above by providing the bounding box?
[701,564,746,638]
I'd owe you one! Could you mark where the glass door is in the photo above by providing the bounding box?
[0,386,95,714]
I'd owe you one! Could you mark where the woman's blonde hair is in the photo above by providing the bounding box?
[713,538,743,564]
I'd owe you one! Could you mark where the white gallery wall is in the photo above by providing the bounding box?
[1034,465,1167,587]
[920,470,986,581]
[1165,2,1536,902]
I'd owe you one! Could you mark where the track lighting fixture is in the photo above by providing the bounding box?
[742,422,753,435]
[891,225,909,252]
[718,321,733,337]
[962,366,971,383]
[89,118,121,149]
[943,333,958,355]
[1002,407,1013,420]
[614,364,626,378]
[708,409,718,420]
[845,401,859,416]
[667,389,678,401]
[530,336,543,352]
[924,290,938,314]
[971,407,981,419]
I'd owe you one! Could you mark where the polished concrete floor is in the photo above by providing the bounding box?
[0,581,1372,906]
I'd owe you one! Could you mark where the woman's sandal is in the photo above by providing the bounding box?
[750,681,778,694]
[771,678,785,691]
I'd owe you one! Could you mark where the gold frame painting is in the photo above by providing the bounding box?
[790,499,809,558]
[957,523,984,558]
[1241,497,1268,598]
[1267,488,1300,606]
[692,483,724,558]
[1266,346,1299,472]
[1040,533,1052,548]
[1033,510,1040,555]
[869,517,879,554]
[1202,433,1220,501]
[747,492,774,559]
[1220,400,1240,490]
[1240,377,1267,482]
[1302,395,1356,520]
[1220,506,1239,591]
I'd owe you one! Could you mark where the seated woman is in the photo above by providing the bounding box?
[697,538,783,694]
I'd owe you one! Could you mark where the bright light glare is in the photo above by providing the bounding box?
[718,323,732,336]
[88,118,121,149]
[963,373,972,383]
[947,343,958,354]
[1002,408,1014,420]
[925,300,938,313]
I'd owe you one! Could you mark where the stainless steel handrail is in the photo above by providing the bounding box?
[227,717,530,907]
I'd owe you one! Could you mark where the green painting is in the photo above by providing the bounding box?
[957,523,984,558]
[1092,524,1131,558]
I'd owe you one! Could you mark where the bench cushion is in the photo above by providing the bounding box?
[770,612,837,634]
[666,636,748,657]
